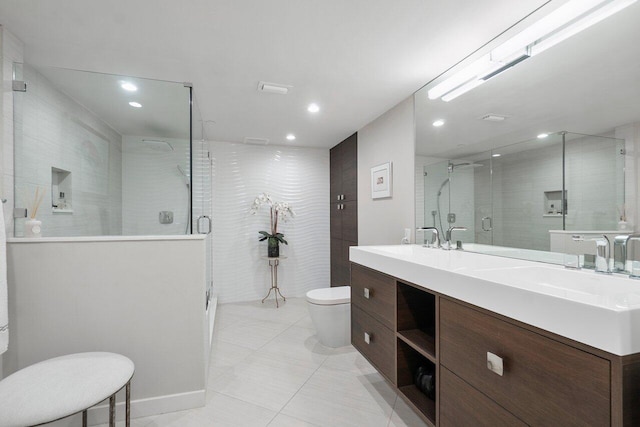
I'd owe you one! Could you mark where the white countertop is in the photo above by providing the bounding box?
[548,230,621,234]
[350,245,640,356]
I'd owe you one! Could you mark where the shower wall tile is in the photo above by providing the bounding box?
[209,141,330,303]
[121,136,190,235]
[12,64,122,237]
[472,136,620,252]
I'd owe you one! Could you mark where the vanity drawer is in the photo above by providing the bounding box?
[440,366,527,427]
[440,298,610,426]
[352,304,396,384]
[350,263,395,329]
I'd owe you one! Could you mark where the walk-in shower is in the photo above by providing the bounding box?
[421,133,625,254]
[11,63,209,238]
[433,162,484,236]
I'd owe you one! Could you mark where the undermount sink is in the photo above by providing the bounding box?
[469,265,640,309]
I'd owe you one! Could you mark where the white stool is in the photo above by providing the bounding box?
[0,352,135,427]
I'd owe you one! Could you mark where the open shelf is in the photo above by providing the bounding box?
[397,338,436,425]
[397,328,436,363]
[398,384,436,426]
[397,282,436,356]
[396,282,437,425]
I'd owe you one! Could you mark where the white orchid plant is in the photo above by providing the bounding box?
[250,193,295,246]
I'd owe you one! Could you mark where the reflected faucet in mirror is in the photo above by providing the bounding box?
[443,226,467,251]
[417,227,440,248]
[572,234,612,274]
[613,234,640,276]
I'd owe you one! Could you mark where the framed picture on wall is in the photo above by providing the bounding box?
[371,162,392,199]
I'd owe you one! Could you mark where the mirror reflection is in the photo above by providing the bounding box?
[414,1,638,264]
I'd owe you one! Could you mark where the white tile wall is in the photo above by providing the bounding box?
[209,141,330,303]
[564,134,623,231]
[473,136,621,251]
[12,63,122,237]
[121,136,190,235]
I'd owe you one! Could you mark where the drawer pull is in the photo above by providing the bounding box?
[487,352,504,376]
[363,288,371,299]
[364,332,372,344]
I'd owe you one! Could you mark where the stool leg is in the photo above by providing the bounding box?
[82,410,87,427]
[109,394,115,427]
[126,381,131,427]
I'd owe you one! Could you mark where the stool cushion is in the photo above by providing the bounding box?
[0,352,134,427]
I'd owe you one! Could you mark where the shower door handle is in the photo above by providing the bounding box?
[482,216,493,232]
[197,215,212,234]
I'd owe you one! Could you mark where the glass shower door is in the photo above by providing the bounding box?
[421,160,450,244]
[563,132,625,232]
[191,98,214,318]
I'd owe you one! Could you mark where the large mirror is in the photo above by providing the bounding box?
[414,0,638,264]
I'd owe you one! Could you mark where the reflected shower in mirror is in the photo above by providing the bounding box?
[414,1,639,264]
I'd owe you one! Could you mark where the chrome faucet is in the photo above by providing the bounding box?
[416,227,440,248]
[613,235,630,273]
[443,226,467,250]
[594,235,612,274]
[570,234,611,274]
[625,234,640,279]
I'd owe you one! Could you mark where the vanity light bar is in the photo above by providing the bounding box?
[428,0,636,102]
[529,0,637,57]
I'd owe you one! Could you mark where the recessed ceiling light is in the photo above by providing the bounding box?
[286,134,296,141]
[307,103,320,113]
[121,82,137,92]
[537,133,549,139]
[492,153,501,157]
[432,119,445,127]
[129,102,142,108]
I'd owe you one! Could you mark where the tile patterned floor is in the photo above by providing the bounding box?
[48,298,429,427]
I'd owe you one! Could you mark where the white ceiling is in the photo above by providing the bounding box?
[0,0,549,148]
[415,1,640,158]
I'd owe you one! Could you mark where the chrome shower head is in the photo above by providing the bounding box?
[142,139,174,152]
[448,162,483,172]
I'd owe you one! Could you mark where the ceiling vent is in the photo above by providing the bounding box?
[257,81,291,95]
[244,137,270,145]
[480,114,508,122]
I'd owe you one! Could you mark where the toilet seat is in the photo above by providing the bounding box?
[306,286,350,305]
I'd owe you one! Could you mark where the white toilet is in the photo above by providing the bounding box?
[306,286,351,348]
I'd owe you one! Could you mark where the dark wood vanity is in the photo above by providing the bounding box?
[350,262,640,426]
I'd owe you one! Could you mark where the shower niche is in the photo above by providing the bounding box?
[51,167,73,213]
[543,190,567,217]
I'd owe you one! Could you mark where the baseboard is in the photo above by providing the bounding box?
[87,389,206,425]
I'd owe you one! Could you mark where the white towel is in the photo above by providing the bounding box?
[0,203,7,354]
